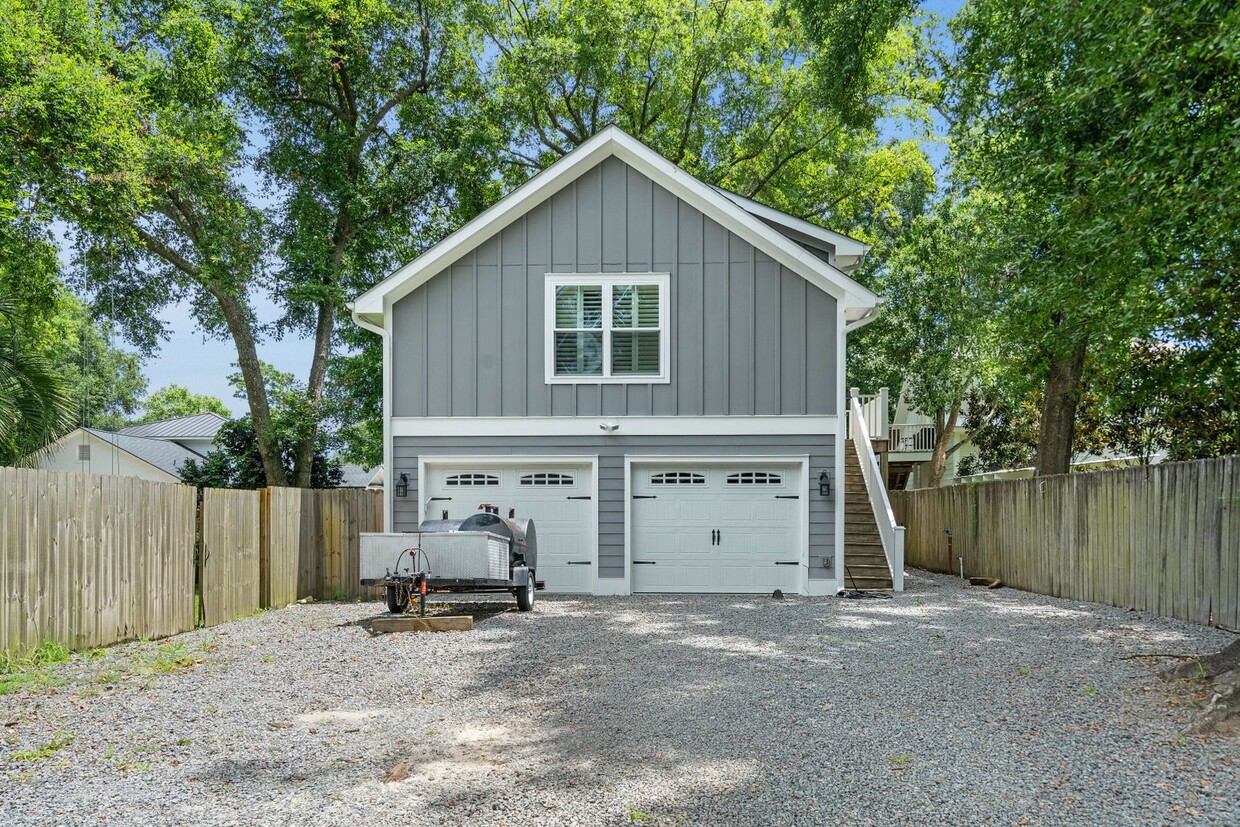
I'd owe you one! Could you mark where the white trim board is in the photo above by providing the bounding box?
[391,415,839,438]
[350,125,878,326]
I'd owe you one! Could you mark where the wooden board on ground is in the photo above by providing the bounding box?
[368,615,474,633]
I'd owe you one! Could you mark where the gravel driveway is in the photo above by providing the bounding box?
[2,570,1237,826]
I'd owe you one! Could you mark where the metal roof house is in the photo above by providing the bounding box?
[31,413,227,484]
[350,126,902,595]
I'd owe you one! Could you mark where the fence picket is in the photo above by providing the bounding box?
[897,457,1239,629]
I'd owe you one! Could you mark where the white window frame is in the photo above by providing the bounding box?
[544,273,671,385]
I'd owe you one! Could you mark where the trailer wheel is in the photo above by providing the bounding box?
[385,584,409,614]
[515,575,535,612]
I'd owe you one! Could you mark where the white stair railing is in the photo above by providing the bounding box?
[854,387,889,440]
[848,389,905,591]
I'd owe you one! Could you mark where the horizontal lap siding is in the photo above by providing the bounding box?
[391,157,838,418]
[393,435,836,581]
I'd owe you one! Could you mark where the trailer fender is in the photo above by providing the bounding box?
[510,566,532,587]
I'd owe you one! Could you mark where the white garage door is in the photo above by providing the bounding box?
[423,462,594,593]
[631,463,803,593]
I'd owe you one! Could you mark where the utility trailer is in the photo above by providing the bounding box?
[360,508,544,614]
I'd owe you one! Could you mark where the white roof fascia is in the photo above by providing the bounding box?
[709,186,871,262]
[352,126,878,322]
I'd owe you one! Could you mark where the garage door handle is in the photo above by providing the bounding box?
[566,561,592,565]
[566,495,592,500]
[774,561,800,566]
[633,560,656,565]
[633,495,657,500]
[775,495,799,499]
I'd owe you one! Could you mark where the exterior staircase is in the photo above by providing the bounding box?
[844,439,894,590]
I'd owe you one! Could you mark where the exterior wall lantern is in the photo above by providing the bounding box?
[395,472,409,498]
[818,470,832,497]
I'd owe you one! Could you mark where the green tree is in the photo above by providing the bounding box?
[181,362,343,488]
[947,0,1240,474]
[38,298,147,431]
[0,296,77,465]
[478,0,930,227]
[139,384,230,422]
[179,417,343,489]
[852,189,1011,486]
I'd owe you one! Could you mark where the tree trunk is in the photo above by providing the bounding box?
[290,298,335,487]
[208,285,287,487]
[927,397,962,487]
[1035,337,1089,477]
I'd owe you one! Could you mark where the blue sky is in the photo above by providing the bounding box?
[129,0,966,416]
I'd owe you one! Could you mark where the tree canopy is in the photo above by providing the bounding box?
[139,385,230,422]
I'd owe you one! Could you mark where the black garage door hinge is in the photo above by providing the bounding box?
[566,495,592,500]
[774,561,800,566]
[775,495,800,499]
[633,495,657,499]
[566,561,593,566]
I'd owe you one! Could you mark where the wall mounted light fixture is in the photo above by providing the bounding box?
[818,470,832,497]
[395,472,409,498]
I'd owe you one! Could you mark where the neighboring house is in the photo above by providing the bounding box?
[855,386,979,490]
[31,413,227,484]
[339,464,384,489]
[34,427,205,484]
[350,126,889,596]
[116,412,229,457]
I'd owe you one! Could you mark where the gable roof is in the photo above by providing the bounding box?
[351,126,879,329]
[118,412,228,440]
[706,185,870,272]
[80,428,204,478]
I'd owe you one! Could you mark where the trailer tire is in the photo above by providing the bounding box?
[385,584,409,614]
[515,575,535,612]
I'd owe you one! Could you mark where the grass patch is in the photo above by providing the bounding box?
[0,641,71,695]
[1080,684,1099,697]
[11,732,74,762]
[889,754,913,767]
[233,607,271,621]
[136,641,198,676]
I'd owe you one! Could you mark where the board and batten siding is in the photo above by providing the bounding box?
[392,434,836,582]
[390,156,839,418]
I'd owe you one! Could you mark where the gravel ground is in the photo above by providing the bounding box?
[1,569,1237,826]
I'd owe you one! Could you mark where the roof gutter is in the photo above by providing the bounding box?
[349,301,385,337]
[843,302,882,334]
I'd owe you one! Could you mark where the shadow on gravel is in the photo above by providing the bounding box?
[393,573,1232,825]
[335,600,517,630]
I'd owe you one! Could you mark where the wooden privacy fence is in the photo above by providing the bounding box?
[892,456,1240,629]
[200,488,262,627]
[2,467,385,652]
[263,487,384,605]
[0,467,197,652]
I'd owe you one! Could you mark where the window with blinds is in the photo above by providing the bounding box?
[546,275,669,383]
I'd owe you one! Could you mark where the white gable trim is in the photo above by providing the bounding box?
[708,187,870,272]
[351,126,878,324]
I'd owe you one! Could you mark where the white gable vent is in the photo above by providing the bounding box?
[77,444,91,461]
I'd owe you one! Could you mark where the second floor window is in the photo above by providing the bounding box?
[545,274,669,383]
